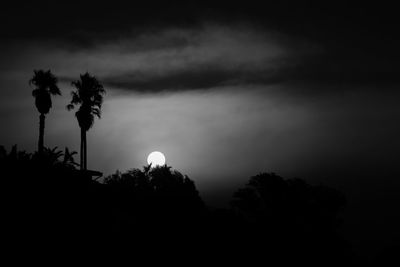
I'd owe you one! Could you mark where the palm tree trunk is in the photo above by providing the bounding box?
[80,127,84,170]
[83,130,87,170]
[38,113,45,154]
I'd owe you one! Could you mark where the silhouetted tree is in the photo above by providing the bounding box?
[104,165,205,237]
[67,72,105,170]
[231,172,350,266]
[29,70,60,154]
[232,173,346,226]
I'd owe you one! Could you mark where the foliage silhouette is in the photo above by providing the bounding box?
[0,144,353,265]
[67,72,105,170]
[29,70,60,154]
[1,145,81,243]
[103,165,205,236]
[231,172,351,266]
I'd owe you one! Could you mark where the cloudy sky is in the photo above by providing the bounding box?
[1,1,400,261]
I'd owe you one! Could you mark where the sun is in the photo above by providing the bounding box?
[147,151,166,167]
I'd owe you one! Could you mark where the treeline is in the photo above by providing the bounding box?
[0,145,351,266]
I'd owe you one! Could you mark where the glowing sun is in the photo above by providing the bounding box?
[147,151,166,167]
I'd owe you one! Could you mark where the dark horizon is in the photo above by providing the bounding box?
[1,1,400,265]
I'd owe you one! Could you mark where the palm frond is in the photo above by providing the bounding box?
[92,107,101,118]
[30,69,60,113]
[63,147,79,166]
[68,72,106,129]
[49,84,61,95]
[32,88,40,97]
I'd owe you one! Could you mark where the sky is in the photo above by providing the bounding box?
[1,1,400,262]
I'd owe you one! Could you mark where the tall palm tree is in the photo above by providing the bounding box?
[67,72,105,170]
[29,70,61,155]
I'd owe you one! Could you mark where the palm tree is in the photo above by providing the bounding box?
[67,72,105,170]
[29,70,61,155]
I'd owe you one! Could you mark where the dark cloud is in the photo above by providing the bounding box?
[100,58,400,93]
[99,67,281,92]
[2,1,400,94]
[15,24,295,93]
[2,1,399,45]
[2,22,399,96]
